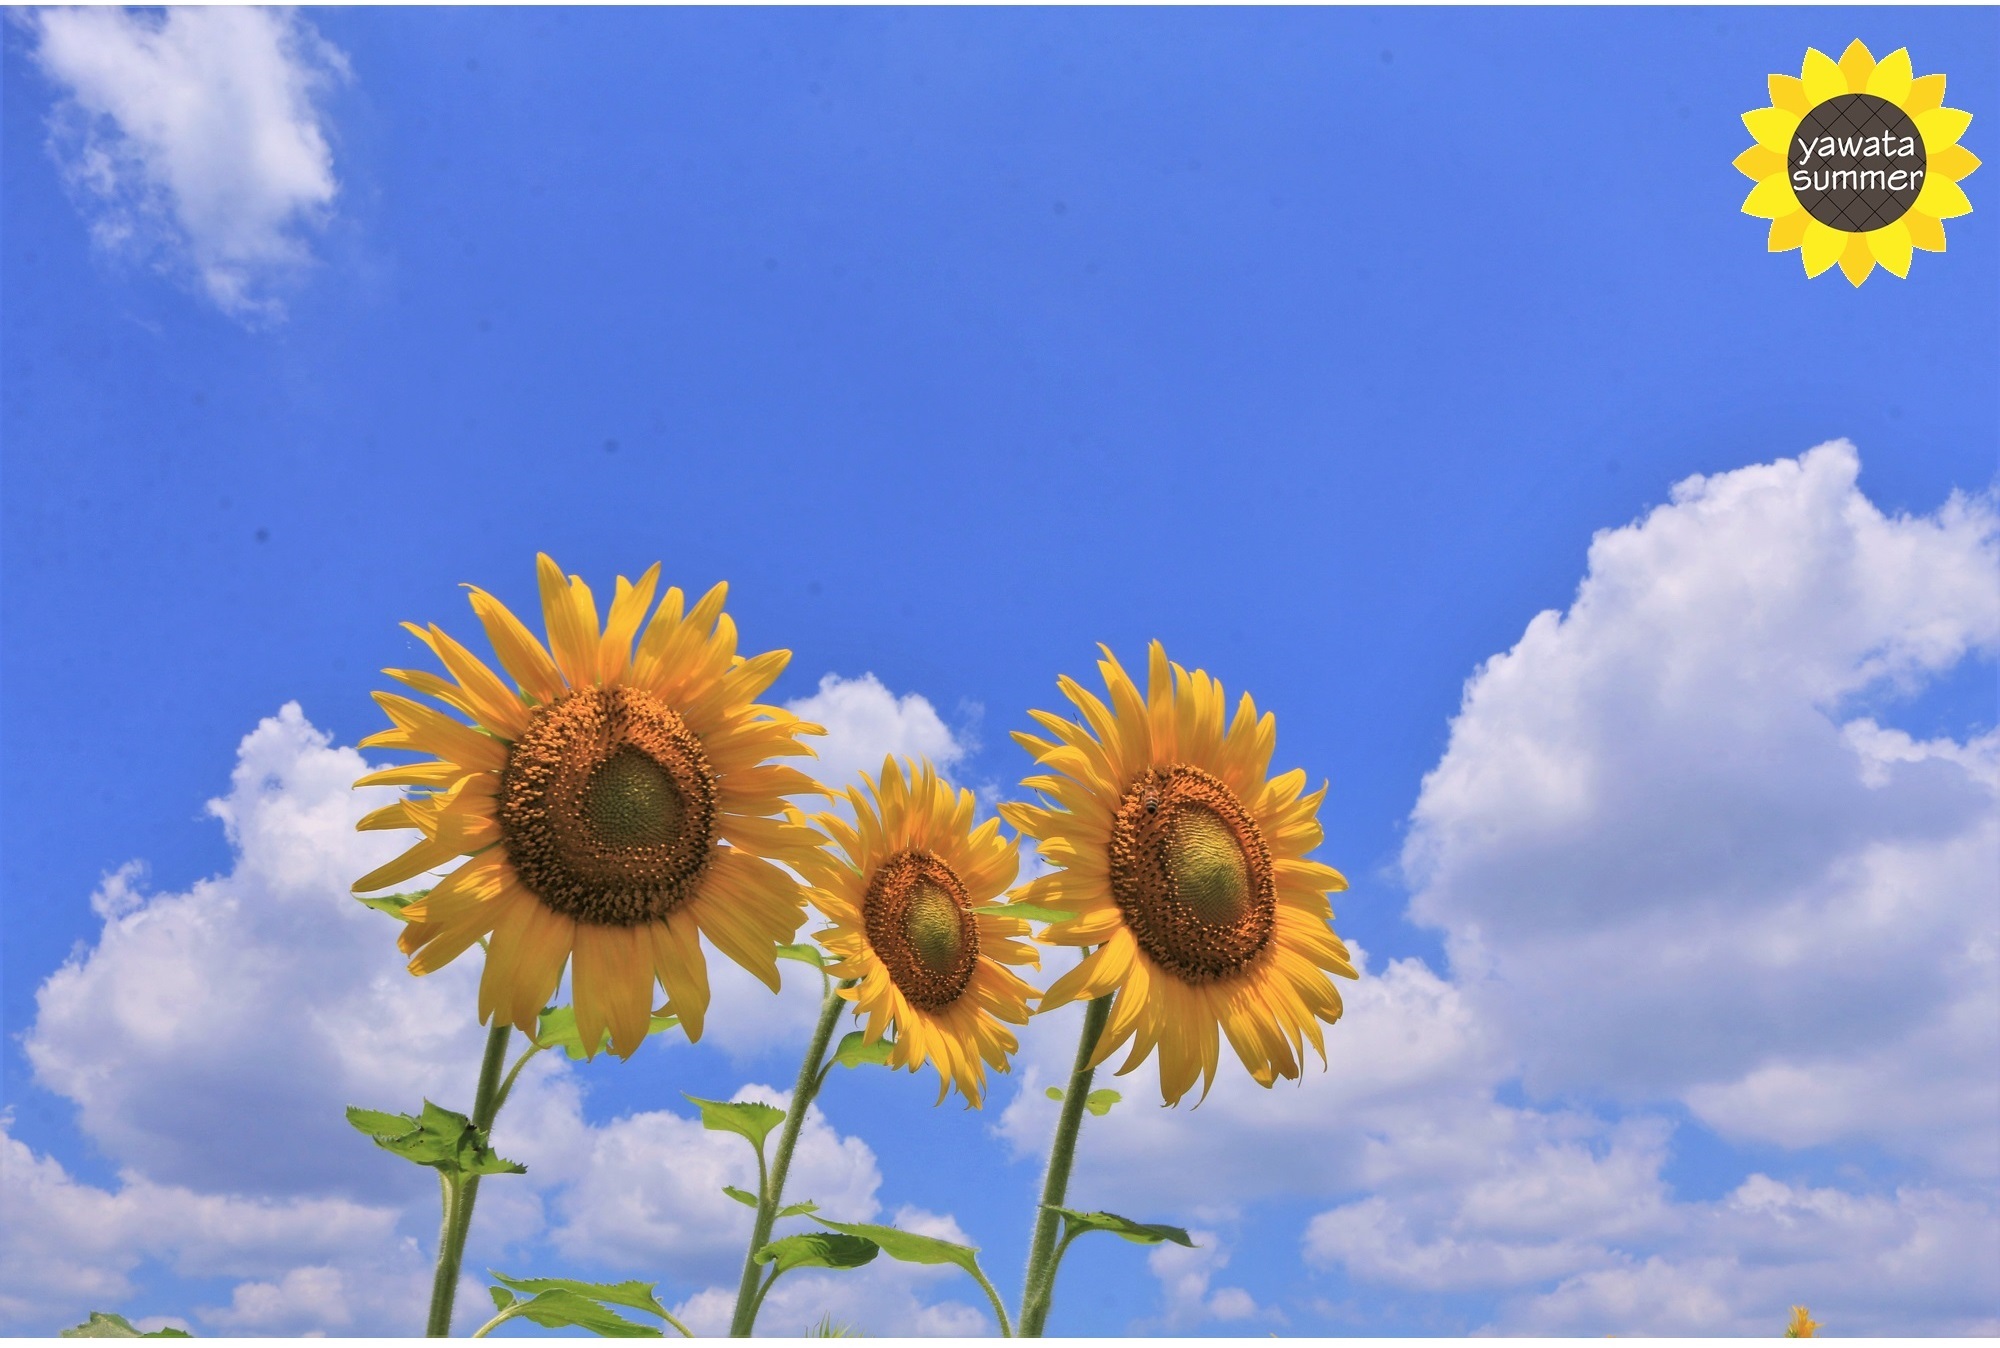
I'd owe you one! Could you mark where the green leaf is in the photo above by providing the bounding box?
[489,1273,672,1321]
[814,1219,984,1281]
[972,901,1069,925]
[685,1095,786,1153]
[776,1199,820,1219]
[535,1005,678,1060]
[344,1101,526,1177]
[775,942,825,968]
[723,1184,759,1208]
[829,1030,894,1070]
[1044,1086,1064,1101]
[59,1314,189,1338]
[1048,1207,1194,1248]
[503,1290,661,1337]
[355,888,429,922]
[488,1287,516,1313]
[753,1232,879,1275]
[1084,1089,1122,1116]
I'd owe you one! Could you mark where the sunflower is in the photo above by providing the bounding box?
[802,757,1038,1105]
[351,555,826,1059]
[1000,643,1357,1106]
[1737,40,1978,284]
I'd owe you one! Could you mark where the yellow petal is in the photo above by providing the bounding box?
[1733,145,1785,181]
[465,585,565,705]
[1905,211,1948,251]
[1930,144,1981,182]
[536,554,599,690]
[1739,107,1801,158]
[1916,106,1973,155]
[1768,73,1810,115]
[1914,173,1973,220]
[1905,73,1946,116]
[1801,48,1845,107]
[1837,39,1875,93]
[1742,175,1800,220]
[1865,220,1913,277]
[1866,48,1913,105]
[1801,219,1847,276]
[1836,233,1875,286]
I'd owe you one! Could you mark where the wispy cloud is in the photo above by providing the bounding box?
[27,7,348,323]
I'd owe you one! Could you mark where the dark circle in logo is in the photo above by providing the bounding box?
[1789,93,1927,232]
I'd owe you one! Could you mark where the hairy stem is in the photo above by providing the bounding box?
[425,1020,513,1336]
[1016,993,1112,1337]
[727,979,850,1337]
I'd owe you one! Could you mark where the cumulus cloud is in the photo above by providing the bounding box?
[786,672,969,794]
[9,698,983,1334]
[1404,441,1999,1173]
[27,7,347,321]
[992,442,1998,1333]
[1145,1233,1273,1329]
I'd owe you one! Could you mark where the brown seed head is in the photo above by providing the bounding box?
[1109,764,1274,982]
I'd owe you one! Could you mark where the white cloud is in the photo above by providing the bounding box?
[1145,1232,1274,1329]
[1402,441,2000,1173]
[28,7,347,322]
[0,1117,411,1333]
[987,443,1999,1333]
[11,700,987,1335]
[787,672,969,794]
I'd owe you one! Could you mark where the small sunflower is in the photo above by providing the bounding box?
[802,757,1038,1105]
[1737,40,1978,284]
[1000,643,1357,1106]
[352,555,825,1059]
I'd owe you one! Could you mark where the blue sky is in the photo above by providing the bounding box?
[2,5,1995,1337]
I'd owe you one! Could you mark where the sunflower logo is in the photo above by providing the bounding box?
[1736,41,1977,284]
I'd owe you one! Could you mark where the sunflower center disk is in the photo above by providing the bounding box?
[584,746,687,849]
[863,850,979,1012]
[1109,765,1274,983]
[499,686,717,926]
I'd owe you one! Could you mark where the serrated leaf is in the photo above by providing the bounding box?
[59,1314,189,1339]
[972,901,1069,924]
[1048,1206,1194,1247]
[775,942,824,968]
[686,1095,786,1152]
[355,888,428,922]
[1084,1089,1121,1116]
[489,1273,671,1320]
[814,1219,984,1280]
[753,1232,879,1275]
[723,1184,759,1208]
[505,1290,661,1337]
[830,1030,894,1070]
[344,1101,526,1177]
[776,1199,820,1219]
[488,1286,516,1312]
[536,1005,678,1060]
[1044,1086,1064,1101]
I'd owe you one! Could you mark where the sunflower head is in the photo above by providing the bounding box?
[801,757,1039,1106]
[1736,40,1978,284]
[352,554,827,1060]
[999,642,1357,1106]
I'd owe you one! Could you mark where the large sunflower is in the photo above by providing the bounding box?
[1737,40,1978,284]
[1000,643,1357,1106]
[802,758,1038,1105]
[352,555,825,1059]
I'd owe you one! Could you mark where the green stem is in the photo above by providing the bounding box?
[727,979,850,1337]
[489,1040,546,1121]
[1016,993,1112,1338]
[425,1020,514,1337]
[967,1262,1015,1338]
